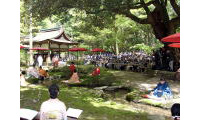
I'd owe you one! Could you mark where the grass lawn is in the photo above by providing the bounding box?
[21,85,148,120]
[21,65,179,120]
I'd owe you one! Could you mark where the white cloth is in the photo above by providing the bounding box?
[40,99,67,120]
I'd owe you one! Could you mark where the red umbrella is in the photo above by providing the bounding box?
[20,45,26,49]
[30,47,49,51]
[161,33,180,43]
[168,43,180,48]
[68,47,87,70]
[68,48,87,51]
[91,48,105,52]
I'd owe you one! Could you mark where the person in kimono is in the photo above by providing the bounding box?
[40,84,67,120]
[142,77,173,100]
[151,77,172,98]
[92,66,100,76]
[66,69,80,83]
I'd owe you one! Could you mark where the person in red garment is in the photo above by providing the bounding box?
[92,65,100,76]
[69,62,76,76]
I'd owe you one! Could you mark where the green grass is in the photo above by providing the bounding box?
[21,65,177,119]
[20,86,148,120]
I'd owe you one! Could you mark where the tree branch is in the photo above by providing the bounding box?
[170,16,180,27]
[122,11,149,24]
[129,0,156,9]
[170,0,180,16]
[140,0,152,14]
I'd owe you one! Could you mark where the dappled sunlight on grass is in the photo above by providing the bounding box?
[90,100,143,113]
[21,65,178,119]
[21,85,148,120]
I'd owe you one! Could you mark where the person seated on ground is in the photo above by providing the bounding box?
[91,65,100,76]
[69,62,76,76]
[66,69,80,84]
[171,103,180,120]
[142,77,172,100]
[20,71,29,86]
[38,66,49,82]
[40,84,67,120]
[27,64,40,78]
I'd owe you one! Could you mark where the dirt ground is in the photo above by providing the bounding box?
[109,70,180,119]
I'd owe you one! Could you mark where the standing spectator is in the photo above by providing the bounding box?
[169,59,174,72]
[33,55,38,66]
[46,54,51,66]
[52,55,59,67]
[52,55,56,67]
[55,56,59,67]
[37,55,43,67]
[40,84,67,120]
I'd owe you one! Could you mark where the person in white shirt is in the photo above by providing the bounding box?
[37,55,43,67]
[40,84,67,120]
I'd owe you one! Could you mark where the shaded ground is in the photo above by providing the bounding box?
[110,71,180,94]
[107,70,180,119]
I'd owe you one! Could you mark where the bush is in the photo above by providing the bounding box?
[47,65,116,87]
[49,66,71,79]
[20,50,29,67]
[27,78,39,84]
[79,71,116,87]
[130,43,164,55]
[125,89,147,102]
[67,60,85,65]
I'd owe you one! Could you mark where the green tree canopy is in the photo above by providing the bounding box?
[24,0,180,39]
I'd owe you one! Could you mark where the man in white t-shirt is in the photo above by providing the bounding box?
[40,84,67,120]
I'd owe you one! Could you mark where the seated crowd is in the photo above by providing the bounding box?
[84,51,154,72]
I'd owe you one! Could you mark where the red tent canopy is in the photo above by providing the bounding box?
[68,48,87,51]
[91,48,105,52]
[161,33,180,43]
[168,43,180,48]
[30,47,49,50]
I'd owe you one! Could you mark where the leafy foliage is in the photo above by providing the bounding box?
[23,0,180,39]
[21,0,179,55]
[20,50,29,66]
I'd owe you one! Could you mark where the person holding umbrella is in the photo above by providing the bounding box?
[68,47,87,71]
